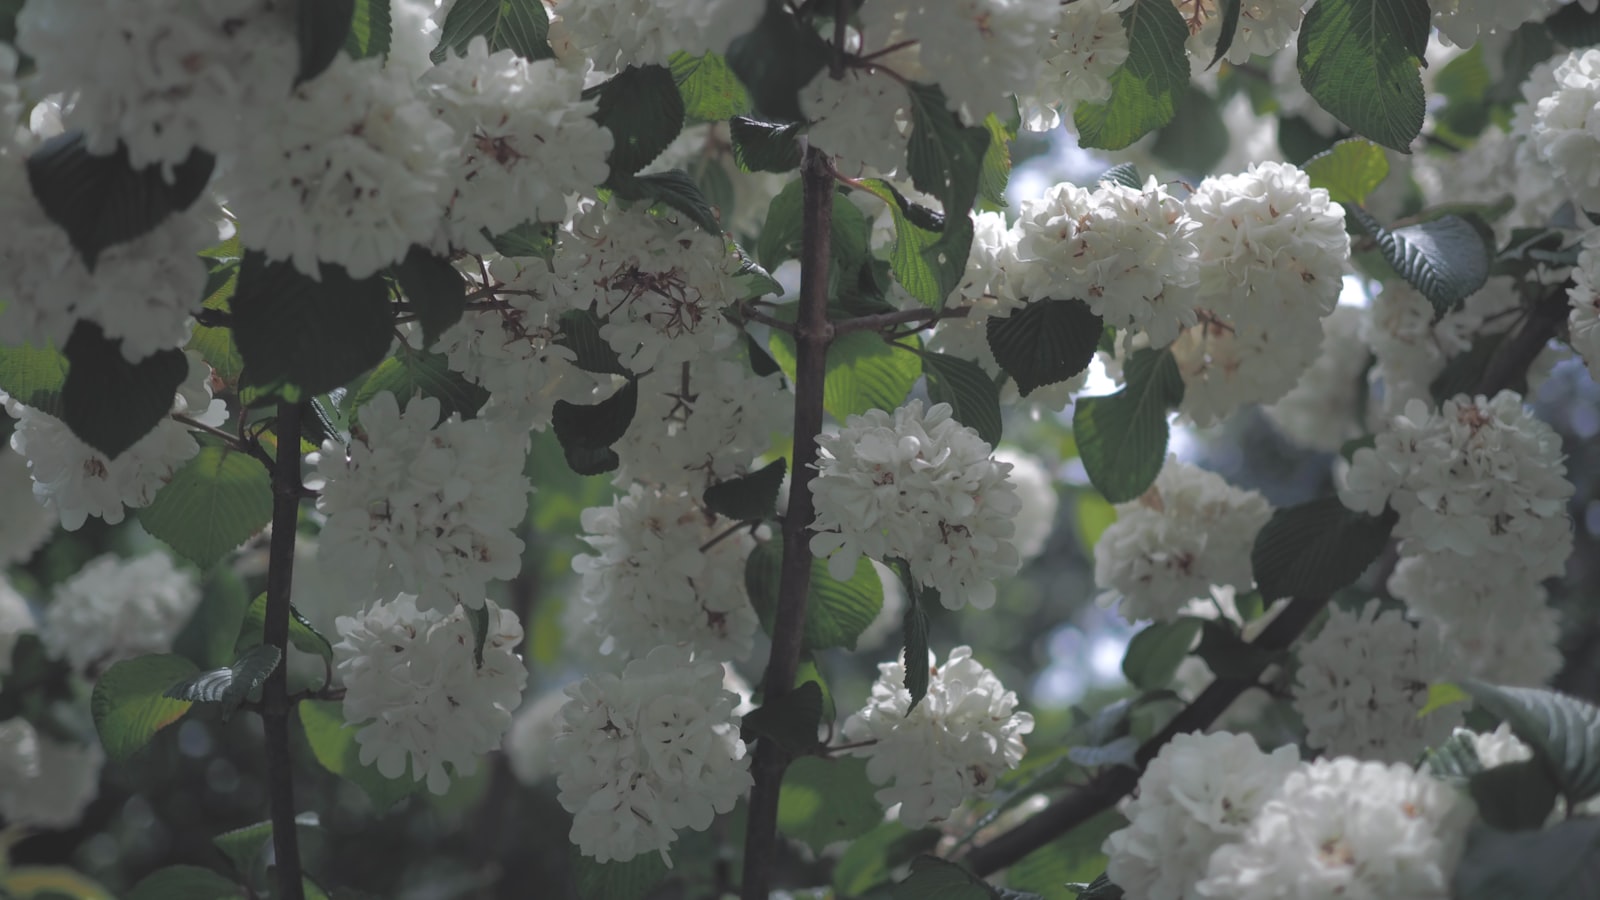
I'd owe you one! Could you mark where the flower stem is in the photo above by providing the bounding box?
[263,398,307,900]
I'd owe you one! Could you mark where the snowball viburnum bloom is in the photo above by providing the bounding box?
[1263,305,1371,452]
[315,392,531,611]
[41,552,200,677]
[1198,757,1473,900]
[554,0,761,70]
[1186,0,1305,65]
[1094,457,1272,623]
[1103,731,1300,900]
[1027,0,1130,124]
[801,68,909,176]
[809,401,1022,610]
[553,645,752,865]
[843,646,1032,828]
[1531,48,1600,212]
[1568,228,1600,374]
[334,595,527,795]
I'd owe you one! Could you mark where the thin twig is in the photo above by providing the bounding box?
[173,414,251,452]
[833,304,971,337]
[739,304,798,334]
[261,400,307,900]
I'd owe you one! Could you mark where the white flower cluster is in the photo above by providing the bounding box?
[41,552,200,677]
[801,67,910,176]
[1429,0,1562,49]
[1186,0,1306,66]
[809,401,1021,610]
[1026,0,1130,127]
[553,0,760,70]
[1362,278,1525,419]
[1292,600,1461,763]
[315,392,531,612]
[843,646,1033,828]
[0,718,103,830]
[334,595,527,795]
[1262,306,1371,452]
[1530,48,1600,213]
[1568,228,1600,374]
[572,485,759,663]
[553,645,751,864]
[1094,457,1272,623]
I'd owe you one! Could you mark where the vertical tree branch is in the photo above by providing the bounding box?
[263,399,306,900]
[740,142,835,900]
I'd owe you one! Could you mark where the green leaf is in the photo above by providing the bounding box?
[758,179,870,273]
[889,558,933,712]
[704,458,786,522]
[1296,0,1430,152]
[59,322,187,459]
[834,823,943,897]
[298,699,418,810]
[1075,0,1189,150]
[190,259,244,389]
[745,542,886,652]
[611,169,723,235]
[343,0,393,59]
[1469,759,1560,831]
[1423,729,1485,785]
[91,654,198,761]
[743,681,823,754]
[1005,810,1123,900]
[232,252,394,400]
[987,299,1102,398]
[1073,348,1182,503]
[125,865,240,900]
[137,444,273,570]
[920,351,1003,447]
[854,177,965,308]
[1453,817,1600,900]
[1545,2,1600,48]
[552,379,637,476]
[1069,874,1125,899]
[1250,496,1397,601]
[463,601,489,669]
[1208,0,1243,68]
[891,856,996,900]
[593,64,685,183]
[486,221,557,260]
[350,351,490,425]
[1303,138,1391,205]
[978,114,1013,211]
[0,343,68,417]
[779,757,884,853]
[820,331,921,421]
[164,644,281,719]
[234,593,336,668]
[570,851,668,900]
[1460,681,1600,807]
[1098,163,1143,190]
[1149,85,1229,176]
[296,0,354,83]
[671,51,751,122]
[212,813,320,877]
[556,309,629,376]
[729,116,803,173]
[393,247,466,350]
[429,0,552,62]
[905,82,991,214]
[1349,207,1492,317]
[26,132,214,269]
[1121,617,1203,690]
[725,0,829,123]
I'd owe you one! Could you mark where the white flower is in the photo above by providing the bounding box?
[1430,0,1562,48]
[41,552,200,677]
[1263,306,1371,452]
[0,447,53,565]
[0,718,39,787]
[889,0,1056,124]
[334,595,527,796]
[1197,757,1473,900]
[553,0,761,70]
[223,54,456,279]
[1292,600,1461,764]
[16,0,298,167]
[0,578,34,677]
[1103,731,1300,900]
[843,646,1033,828]
[572,486,759,663]
[1530,48,1600,212]
[1025,0,1129,125]
[505,685,571,786]
[992,448,1057,561]
[420,38,612,250]
[809,401,1022,610]
[554,645,752,865]
[1361,278,1523,419]
[1462,723,1532,770]
[1187,0,1306,65]
[1094,457,1272,623]
[1568,228,1600,374]
[1172,311,1328,427]
[0,728,102,830]
[801,68,909,176]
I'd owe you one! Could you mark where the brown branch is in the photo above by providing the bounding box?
[262,399,307,900]
[832,304,971,337]
[739,304,798,335]
[739,143,836,900]
[1476,286,1568,397]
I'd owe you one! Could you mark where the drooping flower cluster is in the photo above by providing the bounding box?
[1026,0,1130,126]
[334,595,527,795]
[1094,457,1272,623]
[40,552,200,677]
[1529,48,1600,213]
[553,645,752,864]
[572,485,759,663]
[842,646,1033,828]
[314,392,531,611]
[809,401,1022,610]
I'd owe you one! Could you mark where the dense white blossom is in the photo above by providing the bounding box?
[1026,0,1129,126]
[1187,0,1306,66]
[1568,229,1600,373]
[801,69,909,176]
[1263,306,1371,452]
[41,552,200,676]
[335,595,527,795]
[0,725,102,830]
[1361,278,1528,419]
[554,645,751,864]
[553,0,760,70]
[843,646,1032,828]
[572,486,758,663]
[992,448,1057,561]
[1198,758,1473,900]
[1094,458,1271,623]
[1430,0,1562,49]
[1530,48,1600,212]
[888,0,1055,124]
[1103,732,1300,900]
[15,0,298,167]
[420,38,612,249]
[1292,600,1461,763]
[1389,553,1565,687]
[810,401,1021,610]
[315,392,531,611]
[505,686,572,786]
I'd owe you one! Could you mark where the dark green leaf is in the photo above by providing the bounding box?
[1149,84,1229,176]
[1098,163,1143,190]
[1297,0,1430,152]
[891,856,996,900]
[190,257,244,389]
[1469,759,1560,831]
[671,51,752,122]
[465,602,489,669]
[1075,0,1190,150]
[1423,730,1485,785]
[987,299,1102,398]
[552,379,638,476]
[298,699,418,810]
[891,558,932,712]
[978,114,1013,211]
[594,65,685,183]
[745,330,780,376]
[1067,735,1138,770]
[920,351,1002,447]
[743,681,823,754]
[429,0,552,62]
[1250,495,1397,601]
[725,1,829,123]
[905,82,991,214]
[729,116,803,172]
[234,593,335,668]
[1460,681,1600,807]
[137,444,273,570]
[1005,811,1124,900]
[1303,138,1391,205]
[834,823,943,897]
[26,132,214,269]
[571,850,668,900]
[343,0,393,59]
[1350,206,1492,317]
[91,654,198,761]
[393,247,466,350]
[556,308,630,376]
[611,169,723,235]
[232,252,394,400]
[704,458,787,522]
[164,644,281,719]
[125,865,240,900]
[1546,2,1600,48]
[854,177,966,308]
[0,343,68,417]
[746,542,885,652]
[1121,617,1202,690]
[1068,874,1125,899]
[297,0,355,83]
[1453,817,1600,900]
[61,321,187,459]
[1208,0,1243,68]
[349,351,490,425]
[779,757,884,853]
[212,812,320,877]
[486,221,557,260]
[1073,347,1183,503]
